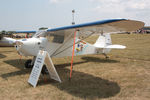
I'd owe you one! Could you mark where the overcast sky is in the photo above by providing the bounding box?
[0,0,149,31]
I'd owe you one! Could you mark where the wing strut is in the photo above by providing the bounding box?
[69,30,77,80]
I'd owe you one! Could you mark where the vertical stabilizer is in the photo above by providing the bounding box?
[94,33,126,54]
[94,33,112,48]
[105,33,112,45]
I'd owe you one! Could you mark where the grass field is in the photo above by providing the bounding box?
[0,34,150,100]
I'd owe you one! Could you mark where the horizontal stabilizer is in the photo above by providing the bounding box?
[105,45,126,49]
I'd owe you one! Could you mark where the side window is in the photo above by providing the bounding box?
[47,34,64,43]
[53,35,64,43]
[47,35,54,42]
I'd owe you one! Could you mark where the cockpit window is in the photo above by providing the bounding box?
[33,30,47,38]
[53,35,64,43]
[47,34,64,43]
[47,35,54,42]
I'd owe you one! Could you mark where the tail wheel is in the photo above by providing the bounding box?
[25,59,33,68]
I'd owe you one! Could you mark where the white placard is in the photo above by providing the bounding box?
[28,51,46,87]
[45,53,61,83]
[28,50,61,87]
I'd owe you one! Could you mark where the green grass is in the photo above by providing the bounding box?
[0,34,150,100]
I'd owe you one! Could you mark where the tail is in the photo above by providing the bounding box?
[94,33,126,54]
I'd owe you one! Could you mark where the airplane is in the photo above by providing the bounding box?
[0,36,16,47]
[0,31,36,47]
[1,19,144,75]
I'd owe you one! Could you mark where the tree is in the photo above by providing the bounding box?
[39,27,48,30]
[8,31,15,38]
[0,32,3,40]
[1,30,6,35]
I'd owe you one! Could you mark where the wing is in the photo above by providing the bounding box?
[15,31,36,33]
[46,19,144,37]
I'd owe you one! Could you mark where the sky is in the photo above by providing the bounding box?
[0,0,149,31]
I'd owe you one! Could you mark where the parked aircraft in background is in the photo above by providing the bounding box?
[0,36,16,47]
[0,31,36,47]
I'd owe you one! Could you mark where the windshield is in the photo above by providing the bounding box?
[32,30,47,38]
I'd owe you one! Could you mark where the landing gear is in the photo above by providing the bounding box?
[103,53,109,59]
[25,59,33,68]
[25,59,49,74]
[25,56,36,68]
[25,56,49,74]
[41,65,49,75]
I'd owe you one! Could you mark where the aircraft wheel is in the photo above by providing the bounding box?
[41,65,49,74]
[25,59,33,68]
[106,56,109,59]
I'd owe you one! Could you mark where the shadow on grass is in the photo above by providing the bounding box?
[0,54,6,59]
[2,56,119,79]
[81,56,119,63]
[55,56,119,69]
[41,57,120,99]
[1,59,30,79]
[2,57,120,99]
[1,70,30,79]
[1,59,87,79]
[38,68,120,99]
[3,59,26,69]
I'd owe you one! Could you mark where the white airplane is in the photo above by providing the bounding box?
[0,31,36,47]
[0,37,16,47]
[1,19,144,74]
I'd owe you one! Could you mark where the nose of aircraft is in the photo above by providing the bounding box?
[15,41,24,53]
[14,37,45,56]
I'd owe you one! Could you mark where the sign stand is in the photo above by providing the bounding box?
[28,50,61,88]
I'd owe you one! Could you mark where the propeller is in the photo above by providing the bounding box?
[14,41,24,64]
[14,41,24,55]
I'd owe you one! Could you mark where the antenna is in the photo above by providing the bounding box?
[72,9,75,25]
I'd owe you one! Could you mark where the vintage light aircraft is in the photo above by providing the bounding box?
[1,19,145,75]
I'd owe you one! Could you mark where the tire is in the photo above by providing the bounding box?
[41,65,49,74]
[25,59,33,68]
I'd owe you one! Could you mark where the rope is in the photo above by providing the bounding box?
[69,30,77,79]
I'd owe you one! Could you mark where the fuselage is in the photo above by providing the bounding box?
[16,37,46,56]
[15,37,98,57]
[15,34,122,58]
